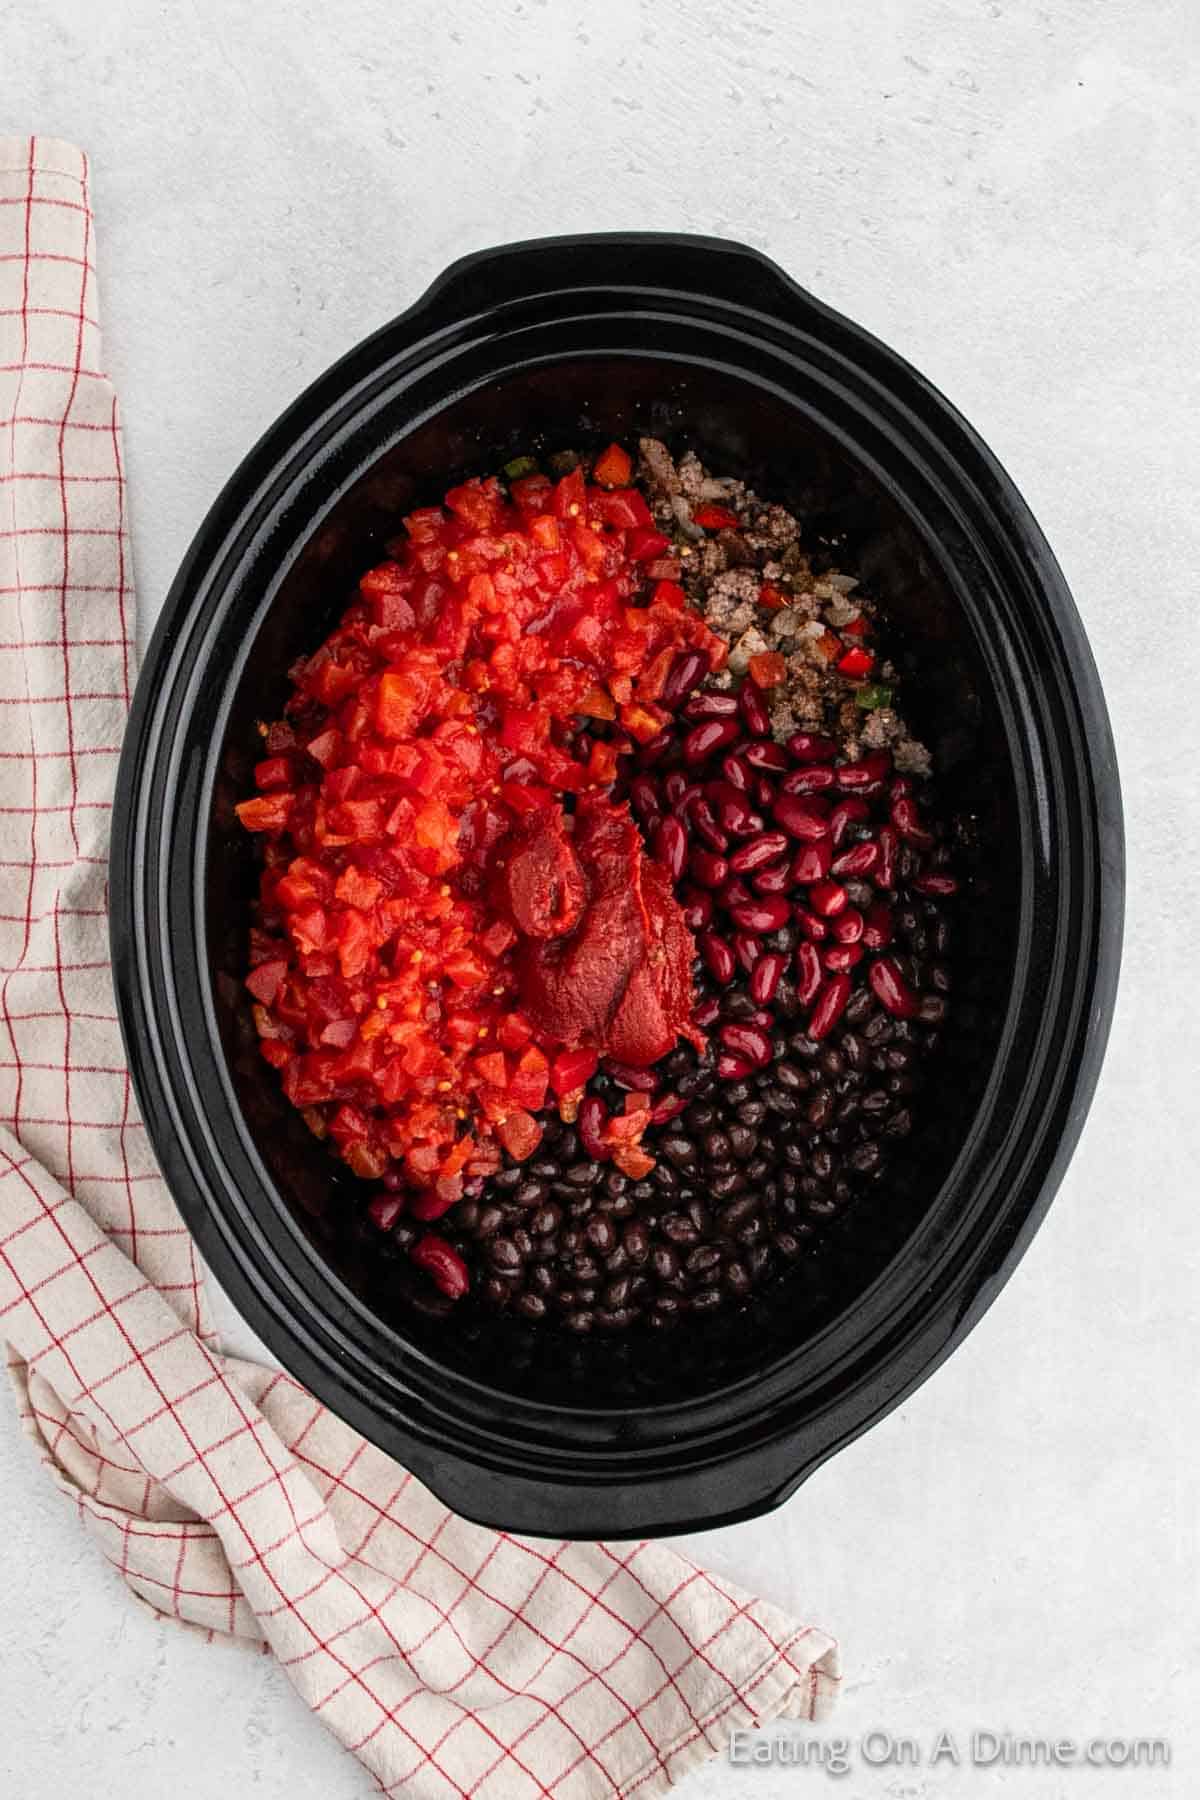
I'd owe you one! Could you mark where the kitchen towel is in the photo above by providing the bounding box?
[0,135,839,1798]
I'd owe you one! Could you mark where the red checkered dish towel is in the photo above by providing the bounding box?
[0,136,839,1798]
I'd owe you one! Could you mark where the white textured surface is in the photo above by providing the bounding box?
[4,1,1199,1796]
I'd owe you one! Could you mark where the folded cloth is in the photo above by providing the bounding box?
[0,135,839,1797]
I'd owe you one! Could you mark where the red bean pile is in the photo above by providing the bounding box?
[364,648,962,1331]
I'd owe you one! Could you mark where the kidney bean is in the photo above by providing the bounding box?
[717,1050,756,1080]
[913,872,959,896]
[650,814,688,882]
[752,775,776,810]
[728,896,791,933]
[876,825,899,888]
[837,751,892,790]
[367,1193,405,1233]
[808,879,848,917]
[684,718,741,764]
[773,793,832,841]
[662,648,709,707]
[823,942,865,972]
[868,956,920,1017]
[680,888,714,931]
[720,1021,773,1067]
[832,906,864,944]
[732,931,763,975]
[410,1234,470,1299]
[829,797,870,848]
[780,765,836,795]
[689,847,729,888]
[691,798,729,852]
[603,1059,660,1092]
[707,780,756,834]
[786,731,837,762]
[682,690,739,720]
[794,940,824,1007]
[651,1091,687,1124]
[741,740,790,772]
[629,773,662,824]
[808,973,852,1040]
[891,794,934,845]
[663,769,688,807]
[720,752,751,793]
[729,831,791,874]
[751,860,792,895]
[577,1094,611,1160]
[694,996,722,1027]
[700,930,737,985]
[791,841,832,883]
[793,907,829,942]
[715,878,753,914]
[831,840,879,877]
[739,679,771,736]
[750,950,786,1004]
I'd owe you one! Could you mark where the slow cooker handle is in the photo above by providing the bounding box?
[406,231,829,333]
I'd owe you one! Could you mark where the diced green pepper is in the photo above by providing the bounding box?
[502,454,539,480]
[854,683,894,710]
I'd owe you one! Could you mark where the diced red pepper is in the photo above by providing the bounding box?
[693,503,740,530]
[236,793,293,832]
[837,646,875,678]
[592,443,633,488]
[550,1046,599,1095]
[748,651,787,688]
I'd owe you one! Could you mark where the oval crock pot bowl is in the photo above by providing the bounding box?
[111,233,1122,1538]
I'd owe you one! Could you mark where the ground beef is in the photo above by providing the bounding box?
[632,439,933,769]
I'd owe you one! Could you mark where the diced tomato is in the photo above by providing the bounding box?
[376,670,430,738]
[550,1046,598,1095]
[592,442,633,488]
[335,866,383,909]
[473,1050,507,1088]
[236,794,293,832]
[842,614,871,636]
[507,1044,549,1112]
[758,583,789,612]
[496,1013,534,1052]
[254,755,292,791]
[594,487,652,530]
[239,445,721,1201]
[444,477,504,532]
[306,728,342,768]
[748,651,787,688]
[509,473,554,514]
[627,526,671,562]
[497,1108,541,1161]
[837,646,875,678]
[245,958,288,1006]
[552,465,587,521]
[693,503,740,530]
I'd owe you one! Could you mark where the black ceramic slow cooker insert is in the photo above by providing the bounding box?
[110,234,1123,1537]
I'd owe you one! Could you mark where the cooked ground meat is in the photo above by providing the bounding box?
[636,437,933,764]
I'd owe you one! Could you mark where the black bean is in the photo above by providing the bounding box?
[585,1216,617,1255]
[515,1178,548,1208]
[652,1244,680,1282]
[622,1220,650,1262]
[489,1235,522,1270]
[728,1124,758,1161]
